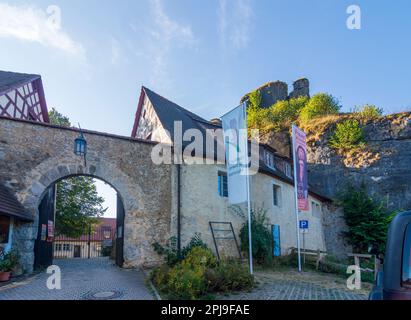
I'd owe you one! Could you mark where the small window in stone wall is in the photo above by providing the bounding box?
[273,184,281,207]
[0,215,10,244]
[312,201,322,218]
[218,171,228,197]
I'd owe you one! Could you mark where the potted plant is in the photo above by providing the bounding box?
[0,250,19,282]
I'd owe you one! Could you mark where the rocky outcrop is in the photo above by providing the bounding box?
[307,112,411,211]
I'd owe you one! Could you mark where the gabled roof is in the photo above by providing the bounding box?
[0,70,40,96]
[142,86,221,138]
[0,185,33,221]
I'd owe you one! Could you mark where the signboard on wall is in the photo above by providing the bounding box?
[41,224,47,241]
[47,220,54,242]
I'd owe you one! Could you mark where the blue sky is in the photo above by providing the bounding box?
[1,0,410,216]
[1,0,410,137]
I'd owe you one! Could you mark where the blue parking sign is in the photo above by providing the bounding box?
[299,220,309,229]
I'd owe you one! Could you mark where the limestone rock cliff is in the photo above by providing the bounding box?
[306,112,411,211]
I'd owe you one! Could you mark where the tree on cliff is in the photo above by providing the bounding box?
[48,109,107,237]
[338,183,395,253]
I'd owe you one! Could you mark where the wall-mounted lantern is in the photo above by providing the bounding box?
[74,124,87,166]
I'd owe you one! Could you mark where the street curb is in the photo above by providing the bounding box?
[140,267,162,300]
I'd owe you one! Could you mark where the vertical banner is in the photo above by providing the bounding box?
[292,125,309,211]
[292,124,309,272]
[221,103,248,204]
[222,102,253,274]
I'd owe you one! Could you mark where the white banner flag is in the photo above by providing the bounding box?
[222,103,248,204]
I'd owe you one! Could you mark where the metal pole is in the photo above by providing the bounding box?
[246,167,253,274]
[292,125,302,272]
[88,223,91,259]
[244,105,253,275]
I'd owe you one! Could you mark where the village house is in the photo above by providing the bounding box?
[130,84,332,258]
[0,70,339,272]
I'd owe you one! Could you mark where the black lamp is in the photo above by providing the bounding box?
[74,124,87,166]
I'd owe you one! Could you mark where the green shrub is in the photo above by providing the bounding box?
[183,247,217,268]
[299,93,341,123]
[205,259,254,292]
[231,205,273,265]
[152,233,207,266]
[269,96,309,131]
[329,119,365,151]
[0,250,19,272]
[151,264,170,292]
[166,262,208,299]
[151,245,254,299]
[337,183,395,253]
[353,104,383,122]
[181,234,208,258]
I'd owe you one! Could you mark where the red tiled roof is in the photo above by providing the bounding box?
[55,217,116,241]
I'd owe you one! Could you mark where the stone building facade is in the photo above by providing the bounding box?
[0,76,343,273]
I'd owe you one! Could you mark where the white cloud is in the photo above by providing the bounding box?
[150,0,194,44]
[132,0,195,90]
[218,0,253,50]
[0,3,84,56]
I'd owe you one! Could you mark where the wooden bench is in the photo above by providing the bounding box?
[289,247,327,270]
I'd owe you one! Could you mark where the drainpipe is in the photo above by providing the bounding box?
[177,164,181,257]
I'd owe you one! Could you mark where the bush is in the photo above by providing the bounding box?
[329,119,365,151]
[166,262,208,299]
[337,183,395,253]
[269,96,309,131]
[299,93,341,123]
[231,205,273,265]
[151,245,254,299]
[353,104,383,122]
[152,233,207,266]
[183,246,217,268]
[205,259,254,292]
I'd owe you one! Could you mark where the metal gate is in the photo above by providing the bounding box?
[53,223,115,259]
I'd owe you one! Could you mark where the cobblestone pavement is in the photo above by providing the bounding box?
[0,258,154,300]
[220,270,369,300]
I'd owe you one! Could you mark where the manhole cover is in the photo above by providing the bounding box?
[82,290,124,300]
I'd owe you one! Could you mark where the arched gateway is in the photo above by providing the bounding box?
[0,116,173,273]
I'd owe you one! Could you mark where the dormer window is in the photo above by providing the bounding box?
[264,150,274,169]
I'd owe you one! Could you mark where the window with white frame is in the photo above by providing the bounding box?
[63,244,71,251]
[273,184,281,207]
[55,243,62,251]
[218,171,228,197]
[264,150,275,169]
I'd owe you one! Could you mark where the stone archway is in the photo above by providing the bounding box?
[0,118,173,273]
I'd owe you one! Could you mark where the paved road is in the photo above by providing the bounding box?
[221,271,368,300]
[0,258,154,300]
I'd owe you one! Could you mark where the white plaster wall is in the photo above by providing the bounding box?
[177,162,327,257]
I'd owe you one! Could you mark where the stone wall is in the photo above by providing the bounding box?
[322,204,352,259]
[0,117,173,272]
[240,78,310,109]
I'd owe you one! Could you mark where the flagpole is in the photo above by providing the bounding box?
[245,105,253,275]
[292,124,302,272]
